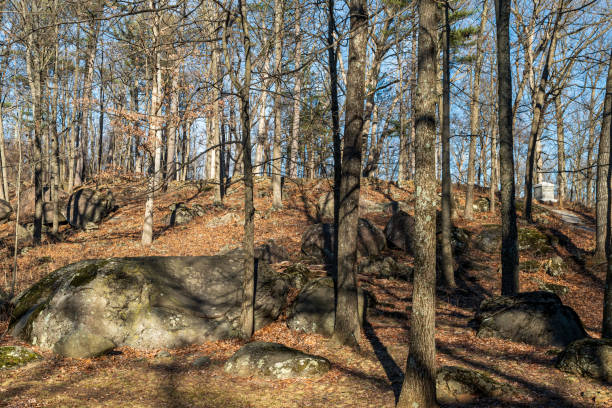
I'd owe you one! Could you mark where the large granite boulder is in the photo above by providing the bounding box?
[66,188,116,229]
[436,366,515,404]
[386,211,471,255]
[556,338,612,383]
[286,277,365,336]
[301,219,385,263]
[254,240,289,263]
[474,224,501,252]
[0,199,12,223]
[224,342,331,379]
[42,202,68,225]
[384,210,415,253]
[474,291,587,347]
[9,253,291,357]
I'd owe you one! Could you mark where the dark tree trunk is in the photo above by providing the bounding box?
[397,0,439,406]
[440,1,455,289]
[328,0,341,268]
[596,49,612,262]
[495,0,519,295]
[333,0,368,348]
[602,48,612,338]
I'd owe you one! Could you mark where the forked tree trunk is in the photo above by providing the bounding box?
[397,1,439,406]
[332,0,368,349]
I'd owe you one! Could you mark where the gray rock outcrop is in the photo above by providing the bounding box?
[66,188,116,229]
[9,253,291,357]
[224,342,331,379]
[474,291,587,347]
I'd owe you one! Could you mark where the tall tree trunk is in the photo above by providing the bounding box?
[50,32,61,235]
[328,0,342,272]
[604,47,612,338]
[440,1,455,289]
[77,18,101,185]
[556,96,567,209]
[97,41,104,174]
[332,0,368,349]
[397,0,439,405]
[495,0,519,295]
[596,58,612,259]
[397,26,408,185]
[142,3,162,246]
[464,0,489,219]
[271,0,284,209]
[68,28,80,192]
[166,62,180,185]
[288,3,302,179]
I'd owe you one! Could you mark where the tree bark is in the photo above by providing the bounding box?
[464,0,489,220]
[596,54,612,260]
[440,1,455,289]
[556,96,567,210]
[397,0,439,406]
[288,3,302,179]
[603,48,612,338]
[495,0,519,295]
[332,0,368,349]
[271,0,284,209]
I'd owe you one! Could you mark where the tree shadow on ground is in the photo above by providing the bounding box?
[363,320,404,402]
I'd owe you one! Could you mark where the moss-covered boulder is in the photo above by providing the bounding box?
[9,253,291,357]
[224,342,330,379]
[556,338,612,382]
[474,291,587,347]
[518,228,551,254]
[474,224,502,253]
[436,366,516,404]
[0,346,41,370]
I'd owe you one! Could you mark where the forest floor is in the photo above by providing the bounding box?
[0,174,609,408]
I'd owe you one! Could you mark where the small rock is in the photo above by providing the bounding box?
[436,365,515,404]
[532,278,569,296]
[282,263,313,290]
[358,256,413,281]
[557,338,612,382]
[155,350,171,359]
[224,342,330,379]
[545,255,566,277]
[206,212,241,228]
[0,346,41,370]
[473,197,490,213]
[192,355,211,368]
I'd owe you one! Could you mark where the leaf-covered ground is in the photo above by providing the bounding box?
[0,175,610,407]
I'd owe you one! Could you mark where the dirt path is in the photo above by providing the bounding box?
[549,208,595,233]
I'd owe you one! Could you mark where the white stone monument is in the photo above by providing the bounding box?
[534,182,556,203]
